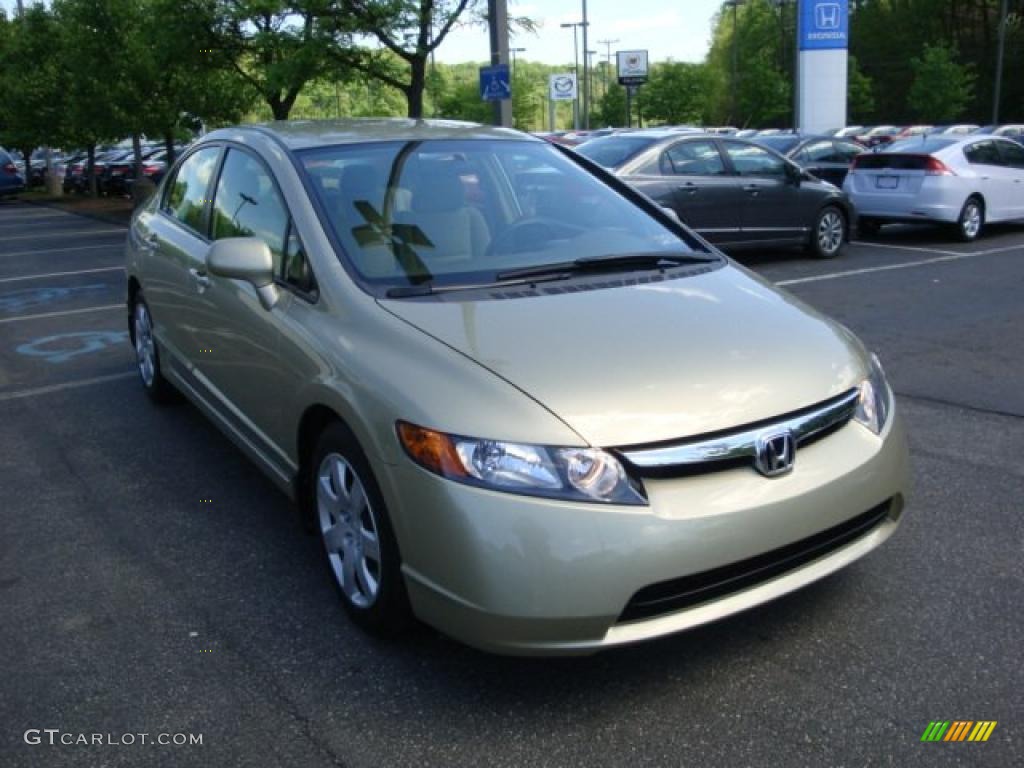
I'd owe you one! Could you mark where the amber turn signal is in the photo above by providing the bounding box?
[396,422,468,478]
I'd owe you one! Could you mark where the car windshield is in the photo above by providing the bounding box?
[752,136,801,154]
[574,135,659,168]
[885,137,957,154]
[299,139,708,293]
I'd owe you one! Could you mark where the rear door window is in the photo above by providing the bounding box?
[663,140,727,176]
[963,141,1002,167]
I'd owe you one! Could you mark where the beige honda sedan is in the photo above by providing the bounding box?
[126,120,909,655]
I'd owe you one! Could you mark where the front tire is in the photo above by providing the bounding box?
[956,197,984,242]
[808,206,846,259]
[311,423,410,634]
[131,294,178,404]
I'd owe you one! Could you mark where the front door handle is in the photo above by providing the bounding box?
[743,184,760,196]
[680,182,698,195]
[142,232,159,249]
[188,267,210,291]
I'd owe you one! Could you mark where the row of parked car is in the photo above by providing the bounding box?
[570,124,1024,256]
[544,123,1024,149]
[1,142,186,198]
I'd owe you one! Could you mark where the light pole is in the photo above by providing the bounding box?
[510,46,526,76]
[581,0,590,129]
[586,50,597,114]
[597,38,619,100]
[993,0,1009,124]
[560,21,585,130]
[723,0,746,125]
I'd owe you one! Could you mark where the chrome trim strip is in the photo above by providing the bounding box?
[620,389,860,470]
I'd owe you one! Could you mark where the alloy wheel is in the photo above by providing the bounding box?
[961,202,982,240]
[317,453,383,608]
[817,210,844,255]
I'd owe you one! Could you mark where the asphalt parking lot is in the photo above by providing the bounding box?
[1,199,1021,768]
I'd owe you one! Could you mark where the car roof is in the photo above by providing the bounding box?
[205,118,533,150]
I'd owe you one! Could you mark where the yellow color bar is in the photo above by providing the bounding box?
[979,721,997,742]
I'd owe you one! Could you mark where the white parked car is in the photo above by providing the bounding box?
[843,135,1024,241]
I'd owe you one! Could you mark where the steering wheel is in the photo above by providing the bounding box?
[487,217,587,257]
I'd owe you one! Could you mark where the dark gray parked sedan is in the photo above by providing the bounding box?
[576,131,855,258]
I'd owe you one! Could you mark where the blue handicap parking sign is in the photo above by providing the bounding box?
[479,64,511,102]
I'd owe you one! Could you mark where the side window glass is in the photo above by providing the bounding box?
[803,140,837,163]
[834,141,863,163]
[724,142,787,179]
[995,140,1024,169]
[665,141,727,176]
[162,147,220,233]
[963,141,1001,166]
[282,223,316,295]
[210,149,289,275]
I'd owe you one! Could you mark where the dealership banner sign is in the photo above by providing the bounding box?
[549,74,577,102]
[616,50,649,86]
[799,0,849,50]
[796,0,848,134]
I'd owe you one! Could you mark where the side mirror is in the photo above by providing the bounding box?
[786,163,802,185]
[661,206,682,224]
[206,237,279,310]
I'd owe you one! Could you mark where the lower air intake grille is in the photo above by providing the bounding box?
[618,500,892,623]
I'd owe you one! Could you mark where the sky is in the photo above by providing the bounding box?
[0,0,723,66]
[437,0,722,67]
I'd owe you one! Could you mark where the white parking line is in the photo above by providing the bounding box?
[0,266,125,284]
[0,304,123,324]
[2,228,125,241]
[850,240,963,257]
[0,244,119,259]
[0,372,136,403]
[0,214,78,224]
[776,246,1022,287]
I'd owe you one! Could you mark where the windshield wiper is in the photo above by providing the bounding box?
[495,251,718,282]
[384,272,569,299]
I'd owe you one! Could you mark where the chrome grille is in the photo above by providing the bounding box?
[617,388,860,476]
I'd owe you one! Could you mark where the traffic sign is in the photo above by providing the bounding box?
[480,64,511,102]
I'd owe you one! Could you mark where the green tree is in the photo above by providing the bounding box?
[847,54,875,122]
[182,0,346,120]
[643,61,711,125]
[705,0,790,126]
[0,6,63,182]
[908,43,976,122]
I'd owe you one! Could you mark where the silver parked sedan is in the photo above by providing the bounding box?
[844,135,1024,241]
[126,120,909,655]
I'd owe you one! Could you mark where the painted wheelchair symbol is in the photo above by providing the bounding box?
[16,330,130,364]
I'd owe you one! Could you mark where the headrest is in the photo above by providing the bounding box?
[411,164,466,214]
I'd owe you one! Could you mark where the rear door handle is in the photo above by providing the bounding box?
[188,267,210,290]
[743,184,759,196]
[680,182,698,195]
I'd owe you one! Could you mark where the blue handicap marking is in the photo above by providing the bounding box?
[0,284,108,314]
[480,64,511,102]
[16,330,130,364]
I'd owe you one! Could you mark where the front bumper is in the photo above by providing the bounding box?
[378,410,910,656]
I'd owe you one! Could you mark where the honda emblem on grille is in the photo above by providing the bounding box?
[754,431,796,477]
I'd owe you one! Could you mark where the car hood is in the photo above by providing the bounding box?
[378,265,868,447]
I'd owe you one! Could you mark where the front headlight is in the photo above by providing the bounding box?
[397,422,648,505]
[853,354,892,435]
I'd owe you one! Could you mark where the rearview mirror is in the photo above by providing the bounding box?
[206,237,279,310]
